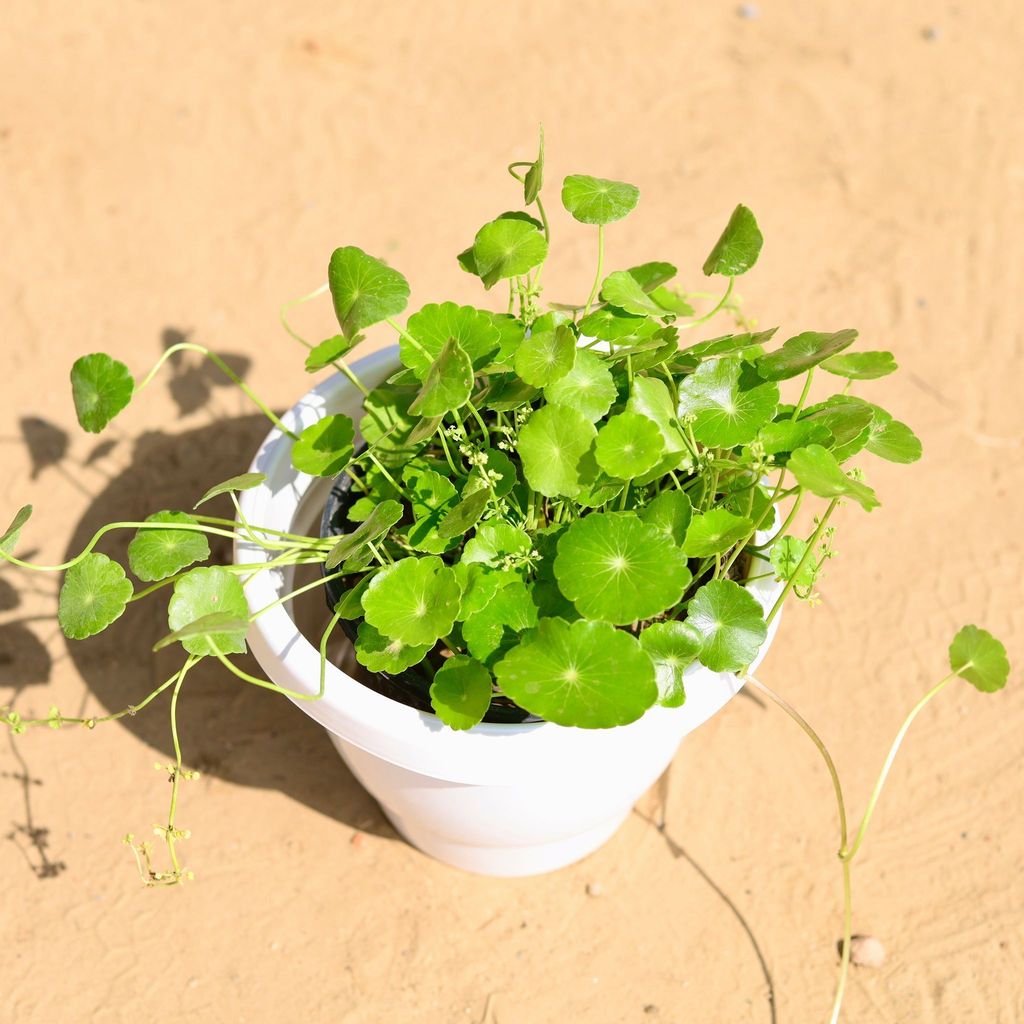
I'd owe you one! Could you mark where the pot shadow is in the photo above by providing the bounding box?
[62,412,394,840]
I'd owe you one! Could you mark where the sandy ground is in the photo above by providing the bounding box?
[1,2,1022,1021]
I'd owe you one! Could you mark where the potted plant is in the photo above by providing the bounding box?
[0,134,1009,1020]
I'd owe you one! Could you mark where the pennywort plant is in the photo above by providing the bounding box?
[0,125,1009,981]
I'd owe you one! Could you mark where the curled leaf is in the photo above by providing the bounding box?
[788,444,880,511]
[640,620,702,707]
[291,414,355,478]
[194,473,266,509]
[355,621,430,674]
[702,204,763,277]
[1,505,32,555]
[756,330,858,382]
[408,337,474,417]
[154,612,248,653]
[325,499,403,570]
[305,334,355,373]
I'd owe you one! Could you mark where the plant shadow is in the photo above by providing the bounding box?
[62,410,395,840]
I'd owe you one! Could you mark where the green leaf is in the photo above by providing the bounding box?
[648,285,694,316]
[756,330,858,382]
[462,521,532,567]
[304,334,355,373]
[360,386,425,465]
[408,337,474,417]
[324,499,403,570]
[578,307,658,343]
[127,511,210,582]
[865,405,922,464]
[687,579,767,672]
[639,490,692,547]
[70,353,134,433]
[479,374,539,412]
[756,419,832,456]
[361,556,461,646]
[486,312,528,364]
[801,397,874,462]
[523,127,545,205]
[684,509,752,557]
[471,218,548,288]
[402,302,500,378]
[291,414,355,477]
[821,351,898,380]
[626,261,677,291]
[1,505,32,555]
[463,580,539,665]
[430,656,493,731]
[949,625,1010,693]
[626,376,687,456]
[154,612,249,653]
[543,349,617,422]
[702,204,763,276]
[494,618,657,728]
[640,621,702,707]
[516,403,597,498]
[465,447,517,499]
[600,271,673,317]
[58,553,133,640]
[561,174,640,225]
[554,512,692,625]
[454,563,518,619]
[403,464,459,553]
[683,327,779,360]
[355,621,430,674]
[328,246,410,339]
[514,324,577,387]
[334,574,375,619]
[437,487,491,540]
[788,444,880,511]
[770,535,815,589]
[167,566,249,656]
[193,472,266,509]
[594,412,665,480]
[677,357,780,447]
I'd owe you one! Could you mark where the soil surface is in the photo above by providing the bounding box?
[1,3,1022,1022]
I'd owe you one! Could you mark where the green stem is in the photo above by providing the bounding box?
[765,498,838,624]
[583,225,605,317]
[138,343,300,440]
[677,277,735,330]
[791,367,816,421]
[250,569,346,621]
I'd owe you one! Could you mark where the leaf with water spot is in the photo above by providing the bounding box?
[58,553,133,640]
[494,618,657,728]
[554,512,691,625]
[71,353,134,433]
[561,174,640,225]
[430,656,494,731]
[687,579,767,672]
[640,621,702,707]
[361,556,461,647]
[167,566,249,656]
[127,511,210,582]
[328,246,409,339]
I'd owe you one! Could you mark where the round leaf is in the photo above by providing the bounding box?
[514,325,577,387]
[402,302,500,378]
[58,553,133,640]
[355,621,430,674]
[683,508,752,558]
[361,556,461,647]
[561,174,640,225]
[640,621,702,707]
[70,353,134,433]
[702,204,763,276]
[769,535,816,589]
[127,511,210,582]
[408,337,474,417]
[328,246,409,339]
[686,579,767,673]
[194,472,266,509]
[471,218,548,288]
[600,271,673,317]
[494,618,657,728]
[677,357,780,447]
[167,566,249,657]
[554,512,692,625]
[821,351,898,380]
[543,349,617,422]
[463,580,539,666]
[516,403,597,498]
[801,398,874,462]
[430,656,493,731]
[291,414,355,478]
[461,521,532,567]
[305,334,356,373]
[756,330,858,382]
[595,412,665,480]
[639,490,692,547]
[949,625,1010,693]
[865,404,922,464]
[788,444,880,511]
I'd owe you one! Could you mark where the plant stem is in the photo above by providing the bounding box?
[676,277,735,330]
[765,498,838,624]
[791,367,816,421]
[583,225,605,317]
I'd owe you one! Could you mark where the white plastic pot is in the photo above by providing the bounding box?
[237,346,785,877]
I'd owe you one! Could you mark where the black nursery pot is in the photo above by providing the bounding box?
[319,473,542,724]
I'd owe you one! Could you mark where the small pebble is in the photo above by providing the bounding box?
[847,934,886,968]
[737,3,760,17]
[586,881,603,897]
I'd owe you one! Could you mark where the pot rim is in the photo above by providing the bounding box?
[236,345,785,783]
